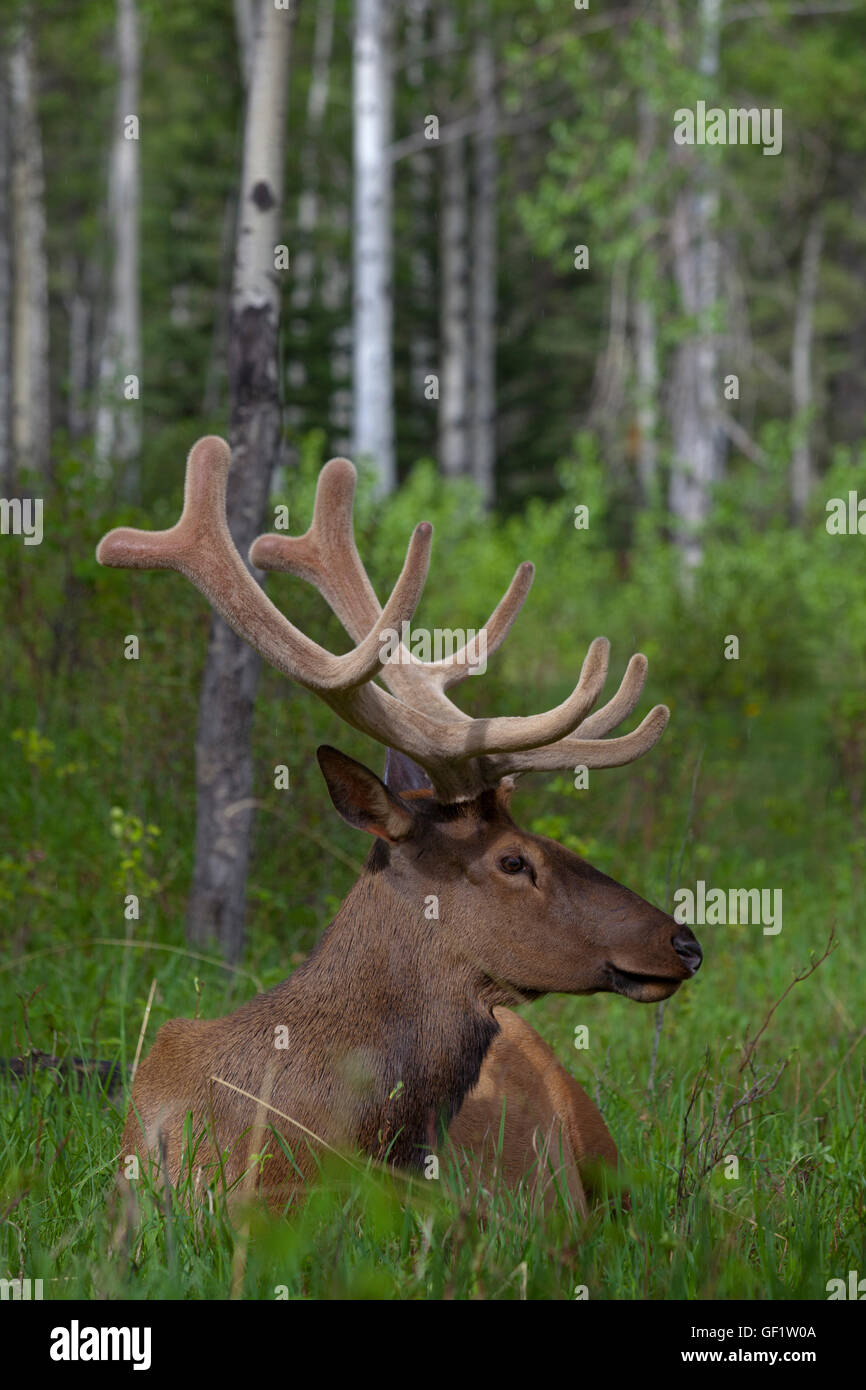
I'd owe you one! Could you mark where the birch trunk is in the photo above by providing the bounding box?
[233,0,257,90]
[790,209,824,519]
[406,0,435,407]
[634,292,659,502]
[667,0,724,570]
[9,16,50,479]
[589,254,629,472]
[285,0,335,450]
[470,19,497,504]
[352,0,395,493]
[0,58,11,493]
[64,257,91,441]
[95,0,141,494]
[187,1,293,962]
[437,6,470,479]
[632,92,658,502]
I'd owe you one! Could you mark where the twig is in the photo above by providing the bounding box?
[130,978,157,1087]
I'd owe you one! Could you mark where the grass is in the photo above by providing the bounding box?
[2,703,863,1299]
[2,460,864,1299]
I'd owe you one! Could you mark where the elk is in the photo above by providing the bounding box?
[97,435,702,1214]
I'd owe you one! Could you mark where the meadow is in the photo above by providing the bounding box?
[1,438,864,1300]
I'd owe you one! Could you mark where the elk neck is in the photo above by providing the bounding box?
[274,848,501,1170]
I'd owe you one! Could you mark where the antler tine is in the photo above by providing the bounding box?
[423,562,535,689]
[489,702,670,780]
[96,436,432,695]
[253,467,536,698]
[251,457,381,644]
[572,652,648,739]
[429,636,611,758]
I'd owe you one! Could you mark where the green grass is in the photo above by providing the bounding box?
[2,450,864,1299]
[2,708,863,1299]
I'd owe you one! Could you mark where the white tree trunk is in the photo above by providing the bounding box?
[282,0,335,485]
[437,7,470,479]
[233,0,257,89]
[589,254,629,455]
[790,208,824,518]
[406,0,435,407]
[634,293,658,501]
[201,0,259,416]
[352,0,395,493]
[9,19,50,479]
[632,92,658,501]
[188,0,294,961]
[0,61,12,492]
[95,0,141,492]
[63,253,92,441]
[291,0,334,320]
[668,0,724,570]
[470,19,497,505]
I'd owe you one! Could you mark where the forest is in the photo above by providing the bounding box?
[1,0,865,1305]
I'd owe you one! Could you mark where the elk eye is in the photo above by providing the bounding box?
[499,854,525,875]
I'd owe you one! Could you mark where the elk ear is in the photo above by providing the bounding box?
[383,747,434,795]
[317,746,417,843]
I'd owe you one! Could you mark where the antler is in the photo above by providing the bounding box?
[97,436,669,801]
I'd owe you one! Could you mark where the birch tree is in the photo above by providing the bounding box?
[470,16,497,504]
[437,4,470,479]
[9,14,50,480]
[0,54,11,494]
[667,0,725,571]
[352,0,395,493]
[95,0,142,494]
[187,0,294,961]
[405,0,435,408]
[632,92,659,502]
[62,251,93,441]
[233,0,257,89]
[790,208,824,518]
[286,0,335,420]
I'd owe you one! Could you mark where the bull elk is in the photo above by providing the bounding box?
[97,436,701,1215]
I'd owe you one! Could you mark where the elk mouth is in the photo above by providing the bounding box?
[605,963,685,1002]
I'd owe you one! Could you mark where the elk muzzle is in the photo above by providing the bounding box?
[605,923,702,1002]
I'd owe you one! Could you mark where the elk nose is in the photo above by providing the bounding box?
[672,927,702,976]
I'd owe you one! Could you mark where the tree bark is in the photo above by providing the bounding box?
[406,0,436,408]
[0,52,12,494]
[233,0,257,89]
[95,0,142,495]
[790,207,823,519]
[632,91,659,502]
[187,0,293,962]
[352,0,395,493]
[63,254,92,441]
[469,16,497,504]
[667,0,724,571]
[9,14,50,480]
[589,253,629,472]
[285,0,335,453]
[437,5,470,479]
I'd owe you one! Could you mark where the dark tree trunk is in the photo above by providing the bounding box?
[187,2,293,962]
